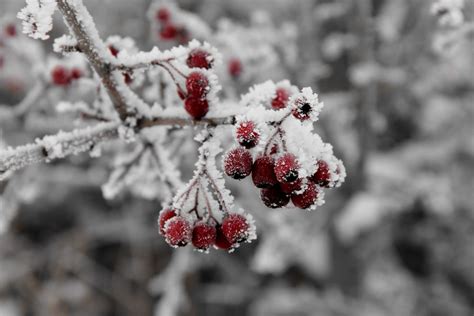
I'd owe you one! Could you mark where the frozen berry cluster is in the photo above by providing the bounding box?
[158,208,255,252]
[223,81,346,210]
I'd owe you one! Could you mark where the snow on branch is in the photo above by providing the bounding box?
[17,0,57,40]
[0,122,120,180]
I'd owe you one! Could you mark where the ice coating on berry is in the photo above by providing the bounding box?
[311,160,332,187]
[192,222,216,251]
[252,156,278,188]
[274,153,300,183]
[186,71,209,98]
[158,208,177,235]
[290,87,324,122]
[223,147,253,180]
[291,181,324,210]
[271,87,290,109]
[235,120,260,149]
[222,213,249,244]
[165,216,192,247]
[261,186,290,208]
[187,48,213,69]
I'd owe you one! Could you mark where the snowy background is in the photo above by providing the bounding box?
[1,0,473,315]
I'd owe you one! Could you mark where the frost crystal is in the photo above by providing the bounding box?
[17,0,57,40]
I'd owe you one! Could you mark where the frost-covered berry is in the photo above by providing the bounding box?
[108,45,119,57]
[192,222,216,250]
[222,213,249,244]
[228,58,242,78]
[274,153,299,183]
[4,24,16,37]
[215,226,233,250]
[165,216,192,247]
[292,99,313,121]
[223,147,253,180]
[51,66,71,86]
[71,68,82,80]
[291,181,320,209]
[158,208,177,235]
[252,156,278,188]
[271,87,290,110]
[311,160,331,188]
[279,178,303,194]
[260,186,290,208]
[187,49,213,69]
[160,23,178,40]
[156,7,170,22]
[186,71,209,98]
[184,97,209,119]
[236,121,260,149]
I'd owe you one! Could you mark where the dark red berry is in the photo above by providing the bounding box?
[192,222,216,250]
[274,153,299,183]
[71,68,82,80]
[164,216,192,247]
[252,156,278,188]
[158,208,177,235]
[215,226,233,250]
[186,72,209,98]
[310,160,331,188]
[109,45,119,57]
[187,49,213,69]
[156,7,170,22]
[228,58,242,78]
[4,24,16,37]
[271,87,290,110]
[291,181,320,209]
[223,147,253,180]
[222,213,249,244]
[260,186,290,208]
[184,97,209,119]
[236,121,260,149]
[123,73,133,85]
[292,98,313,121]
[279,178,303,194]
[160,23,178,40]
[51,66,71,86]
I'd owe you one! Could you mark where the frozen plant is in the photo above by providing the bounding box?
[0,0,345,253]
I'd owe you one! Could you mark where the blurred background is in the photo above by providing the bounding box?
[0,0,473,315]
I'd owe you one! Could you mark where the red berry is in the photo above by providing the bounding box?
[187,49,213,69]
[310,160,331,188]
[215,226,233,250]
[279,178,303,194]
[156,7,170,22]
[292,98,313,121]
[51,66,71,86]
[158,208,177,235]
[123,73,133,85]
[222,213,249,244]
[236,120,260,149]
[223,147,253,180]
[252,156,278,188]
[186,72,209,98]
[160,23,178,40]
[4,24,16,37]
[274,153,300,183]
[228,58,242,78]
[291,181,320,209]
[109,45,119,57]
[260,186,290,208]
[164,216,192,247]
[271,87,290,110]
[71,68,82,80]
[184,97,209,119]
[192,222,216,250]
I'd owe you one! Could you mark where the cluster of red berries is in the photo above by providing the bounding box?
[50,65,83,86]
[154,6,189,44]
[223,85,344,210]
[158,208,253,251]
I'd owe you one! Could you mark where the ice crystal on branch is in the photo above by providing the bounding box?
[17,0,57,40]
